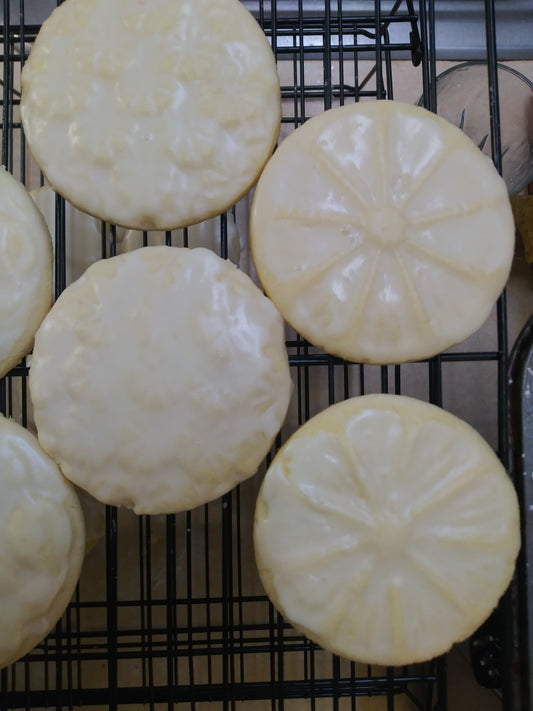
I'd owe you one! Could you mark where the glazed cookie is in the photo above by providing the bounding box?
[0,167,52,378]
[29,246,292,514]
[250,101,515,364]
[254,394,520,666]
[21,0,281,230]
[0,414,85,669]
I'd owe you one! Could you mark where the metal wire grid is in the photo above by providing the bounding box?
[0,0,517,709]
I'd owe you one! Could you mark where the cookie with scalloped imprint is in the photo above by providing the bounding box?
[29,246,292,515]
[254,394,520,666]
[0,167,52,378]
[250,100,515,364]
[0,414,85,669]
[20,0,281,230]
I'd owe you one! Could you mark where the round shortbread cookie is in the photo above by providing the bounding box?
[29,246,292,514]
[254,394,520,667]
[0,414,85,669]
[0,167,53,378]
[250,100,515,364]
[20,0,281,231]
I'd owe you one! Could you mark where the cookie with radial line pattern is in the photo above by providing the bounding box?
[254,394,520,667]
[250,100,515,365]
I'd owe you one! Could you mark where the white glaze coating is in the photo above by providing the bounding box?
[250,101,515,364]
[0,167,52,378]
[29,247,292,514]
[254,394,520,666]
[0,414,85,669]
[21,0,281,230]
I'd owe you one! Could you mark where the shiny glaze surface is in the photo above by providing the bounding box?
[254,394,520,666]
[21,0,281,230]
[0,168,52,377]
[29,246,292,514]
[250,100,515,364]
[0,415,85,669]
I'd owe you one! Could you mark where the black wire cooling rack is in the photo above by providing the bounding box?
[0,1,525,709]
